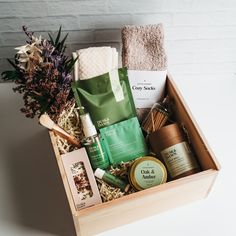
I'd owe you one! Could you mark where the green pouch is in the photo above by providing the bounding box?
[99,117,148,164]
[72,68,136,129]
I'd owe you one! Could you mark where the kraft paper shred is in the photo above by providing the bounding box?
[56,104,135,202]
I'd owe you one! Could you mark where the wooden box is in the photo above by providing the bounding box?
[49,73,220,236]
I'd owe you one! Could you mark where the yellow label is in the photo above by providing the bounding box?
[161,142,198,178]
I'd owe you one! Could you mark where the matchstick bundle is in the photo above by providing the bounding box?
[142,97,170,134]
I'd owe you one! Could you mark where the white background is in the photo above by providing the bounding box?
[0,0,236,235]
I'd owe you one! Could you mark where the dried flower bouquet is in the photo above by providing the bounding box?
[1,26,77,121]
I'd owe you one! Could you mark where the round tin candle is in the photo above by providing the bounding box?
[128,156,167,191]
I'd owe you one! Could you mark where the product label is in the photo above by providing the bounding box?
[109,70,124,102]
[85,138,109,169]
[128,70,167,108]
[97,117,110,128]
[134,160,165,189]
[161,142,199,178]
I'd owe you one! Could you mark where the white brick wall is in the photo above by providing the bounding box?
[1,0,236,80]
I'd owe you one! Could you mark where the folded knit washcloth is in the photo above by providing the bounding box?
[122,24,167,71]
[74,46,118,80]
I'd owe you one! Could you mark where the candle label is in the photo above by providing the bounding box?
[161,142,199,178]
[134,160,165,189]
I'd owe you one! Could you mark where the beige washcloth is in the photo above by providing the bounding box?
[122,24,167,70]
[75,47,118,80]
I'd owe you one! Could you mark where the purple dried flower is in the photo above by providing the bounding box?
[62,72,71,83]
[22,26,34,43]
[2,26,77,121]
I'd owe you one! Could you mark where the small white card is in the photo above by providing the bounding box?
[128,70,167,108]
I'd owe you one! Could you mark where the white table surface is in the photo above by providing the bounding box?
[0,74,235,236]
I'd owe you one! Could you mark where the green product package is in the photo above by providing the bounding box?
[99,117,148,164]
[72,68,136,129]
